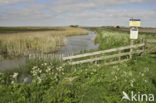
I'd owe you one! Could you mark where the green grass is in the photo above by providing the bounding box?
[90,27,156,50]
[0,27,156,103]
[0,54,155,103]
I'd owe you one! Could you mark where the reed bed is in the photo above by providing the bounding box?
[0,27,88,56]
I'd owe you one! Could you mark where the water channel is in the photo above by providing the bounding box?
[0,30,99,71]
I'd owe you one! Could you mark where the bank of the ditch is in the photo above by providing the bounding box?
[0,27,156,103]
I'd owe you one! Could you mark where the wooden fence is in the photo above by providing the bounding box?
[63,43,145,65]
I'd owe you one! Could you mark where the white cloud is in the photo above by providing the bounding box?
[52,9,156,27]
[51,0,155,13]
[0,0,34,5]
[0,0,155,27]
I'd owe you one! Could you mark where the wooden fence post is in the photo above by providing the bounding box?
[141,38,146,56]
[130,39,134,59]
[0,55,2,61]
[118,50,121,62]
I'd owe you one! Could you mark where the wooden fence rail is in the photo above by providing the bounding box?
[146,39,156,43]
[70,50,143,65]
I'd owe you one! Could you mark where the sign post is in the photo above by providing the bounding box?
[129,18,141,59]
[130,27,138,39]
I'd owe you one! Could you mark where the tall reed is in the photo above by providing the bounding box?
[0,27,88,56]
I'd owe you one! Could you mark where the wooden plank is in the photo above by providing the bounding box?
[146,39,156,43]
[104,59,129,65]
[70,50,143,65]
[63,43,145,60]
[150,54,156,57]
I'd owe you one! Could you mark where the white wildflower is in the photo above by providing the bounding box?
[32,66,38,70]
[144,80,147,83]
[59,66,62,69]
[111,71,115,75]
[41,74,46,80]
[144,67,149,72]
[74,68,77,72]
[12,72,18,79]
[130,82,133,87]
[11,81,15,84]
[0,72,3,75]
[51,72,54,75]
[37,77,42,84]
[91,72,94,75]
[128,71,132,77]
[96,64,100,67]
[54,75,57,79]
[56,67,59,71]
[113,66,118,69]
[39,70,42,73]
[123,71,127,76]
[115,76,117,80]
[44,63,47,66]
[130,80,134,87]
[23,77,29,83]
[93,69,96,72]
[116,68,120,71]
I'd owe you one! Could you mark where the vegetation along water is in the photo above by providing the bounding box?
[0,26,156,103]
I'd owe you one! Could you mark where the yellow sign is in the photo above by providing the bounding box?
[129,19,141,27]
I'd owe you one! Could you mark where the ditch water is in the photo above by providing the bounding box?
[57,30,99,56]
[0,30,99,71]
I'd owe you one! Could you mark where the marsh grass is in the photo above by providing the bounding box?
[0,27,88,56]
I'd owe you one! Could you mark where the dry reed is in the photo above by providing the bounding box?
[0,27,88,56]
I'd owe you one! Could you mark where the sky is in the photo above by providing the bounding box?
[0,0,156,27]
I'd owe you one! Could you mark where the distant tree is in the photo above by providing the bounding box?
[70,25,79,27]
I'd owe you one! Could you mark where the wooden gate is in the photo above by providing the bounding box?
[63,43,145,65]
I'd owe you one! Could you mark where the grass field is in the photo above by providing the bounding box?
[0,27,88,57]
[0,27,156,103]
[90,27,156,49]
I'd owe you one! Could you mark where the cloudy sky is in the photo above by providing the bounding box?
[0,0,156,27]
